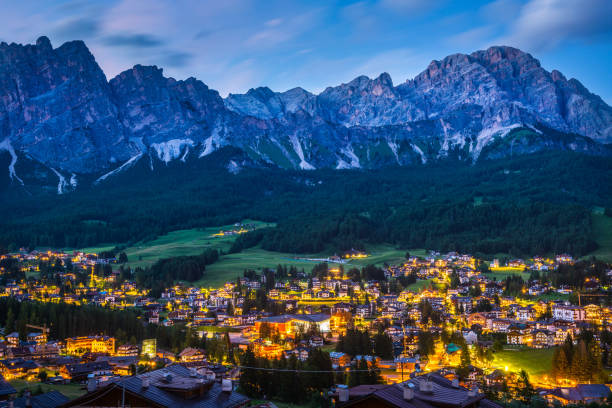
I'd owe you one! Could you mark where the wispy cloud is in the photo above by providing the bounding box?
[103,33,164,48]
[501,0,612,51]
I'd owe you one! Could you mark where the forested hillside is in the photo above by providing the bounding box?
[1,149,610,257]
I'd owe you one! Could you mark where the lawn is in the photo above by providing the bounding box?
[197,244,428,288]
[197,246,323,288]
[488,267,530,281]
[73,220,275,269]
[491,347,556,378]
[9,379,86,399]
[346,245,428,269]
[405,279,435,292]
[587,213,612,262]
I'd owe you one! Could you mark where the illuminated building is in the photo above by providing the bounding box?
[141,339,157,359]
[65,336,115,355]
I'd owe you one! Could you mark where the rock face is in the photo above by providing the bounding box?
[0,37,610,183]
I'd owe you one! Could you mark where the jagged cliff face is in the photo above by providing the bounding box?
[0,36,610,187]
[0,37,132,172]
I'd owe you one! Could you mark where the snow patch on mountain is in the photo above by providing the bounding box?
[70,174,77,188]
[227,160,241,174]
[471,123,521,159]
[289,134,315,170]
[340,145,361,168]
[411,144,427,164]
[50,168,68,194]
[95,153,144,183]
[336,159,351,169]
[151,139,194,163]
[0,138,23,184]
[387,140,400,163]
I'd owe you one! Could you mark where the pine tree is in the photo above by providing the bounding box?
[239,348,259,397]
[4,308,14,333]
[517,370,535,404]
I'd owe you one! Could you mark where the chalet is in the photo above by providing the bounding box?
[178,347,206,363]
[26,332,47,345]
[116,344,139,357]
[0,359,38,380]
[330,352,351,368]
[0,375,16,400]
[552,305,585,322]
[516,307,535,321]
[60,361,113,382]
[542,384,611,405]
[506,324,530,345]
[533,329,555,348]
[336,374,501,408]
[0,390,69,408]
[5,333,19,348]
[62,365,249,408]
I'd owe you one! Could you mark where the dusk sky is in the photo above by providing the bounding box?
[1,0,611,103]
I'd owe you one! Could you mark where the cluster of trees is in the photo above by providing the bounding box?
[552,334,606,383]
[0,298,202,352]
[335,329,394,360]
[1,150,609,258]
[419,300,443,325]
[239,348,335,405]
[133,248,218,296]
[548,259,611,288]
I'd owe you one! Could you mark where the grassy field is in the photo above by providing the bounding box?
[488,266,531,281]
[588,213,612,262]
[197,246,324,287]
[9,379,86,399]
[197,244,428,288]
[71,220,275,269]
[71,223,431,288]
[405,279,435,292]
[347,245,428,268]
[492,347,556,378]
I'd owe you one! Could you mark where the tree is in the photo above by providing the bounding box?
[373,332,394,359]
[418,331,435,356]
[118,252,128,263]
[517,370,535,404]
[239,348,259,397]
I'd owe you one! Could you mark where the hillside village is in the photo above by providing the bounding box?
[0,248,611,407]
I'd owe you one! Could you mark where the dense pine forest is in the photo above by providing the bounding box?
[1,149,610,257]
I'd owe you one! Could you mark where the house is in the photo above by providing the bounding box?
[336,373,501,408]
[330,352,352,368]
[552,305,585,322]
[178,347,206,363]
[5,334,19,348]
[516,307,535,321]
[26,332,47,345]
[533,329,555,348]
[60,361,113,382]
[0,359,38,380]
[0,390,69,408]
[62,365,249,408]
[309,336,324,348]
[542,384,611,405]
[116,344,139,357]
[506,325,530,346]
[0,375,16,400]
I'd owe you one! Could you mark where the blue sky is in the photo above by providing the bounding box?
[1,0,611,103]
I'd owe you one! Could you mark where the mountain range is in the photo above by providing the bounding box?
[0,36,611,193]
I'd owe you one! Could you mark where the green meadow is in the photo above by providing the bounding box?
[588,213,612,262]
[492,347,556,378]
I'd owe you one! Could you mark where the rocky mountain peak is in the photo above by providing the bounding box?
[35,36,52,51]
[0,36,610,183]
